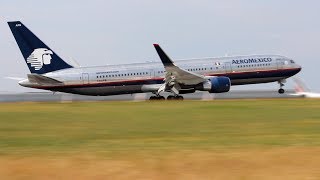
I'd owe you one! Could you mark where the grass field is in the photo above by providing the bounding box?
[0,99,320,179]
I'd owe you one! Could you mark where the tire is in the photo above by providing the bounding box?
[149,96,156,100]
[278,89,285,94]
[177,96,184,100]
[167,95,174,100]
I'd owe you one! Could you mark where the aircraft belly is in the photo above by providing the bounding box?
[53,85,145,96]
[228,68,301,85]
[231,77,284,85]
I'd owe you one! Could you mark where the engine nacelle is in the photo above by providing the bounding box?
[202,76,231,93]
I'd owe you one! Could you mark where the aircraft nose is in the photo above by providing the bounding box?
[297,64,302,71]
[294,64,302,75]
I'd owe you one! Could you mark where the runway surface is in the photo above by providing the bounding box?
[0,90,296,102]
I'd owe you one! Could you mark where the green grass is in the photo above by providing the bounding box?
[0,99,319,155]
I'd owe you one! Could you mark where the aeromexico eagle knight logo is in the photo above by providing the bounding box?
[27,48,53,70]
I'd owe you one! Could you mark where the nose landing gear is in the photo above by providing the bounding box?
[278,88,285,94]
[278,80,286,94]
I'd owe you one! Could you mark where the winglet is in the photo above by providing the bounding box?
[153,44,205,85]
[153,44,174,66]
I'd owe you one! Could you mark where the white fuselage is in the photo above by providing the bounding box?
[19,55,301,96]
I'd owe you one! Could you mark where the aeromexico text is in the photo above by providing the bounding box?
[232,58,272,64]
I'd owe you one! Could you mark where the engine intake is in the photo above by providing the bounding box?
[202,76,231,93]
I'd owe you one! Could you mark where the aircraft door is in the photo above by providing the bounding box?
[82,73,89,84]
[225,62,232,73]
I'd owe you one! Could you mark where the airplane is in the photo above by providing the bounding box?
[7,21,302,100]
[290,78,320,98]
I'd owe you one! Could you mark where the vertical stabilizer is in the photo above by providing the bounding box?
[8,21,73,74]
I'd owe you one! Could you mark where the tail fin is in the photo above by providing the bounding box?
[8,21,73,74]
[293,78,310,93]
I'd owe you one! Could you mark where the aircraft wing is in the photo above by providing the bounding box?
[153,44,206,86]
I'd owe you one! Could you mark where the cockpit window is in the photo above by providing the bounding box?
[290,60,295,64]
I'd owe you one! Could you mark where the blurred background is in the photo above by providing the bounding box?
[1,0,319,93]
[1,1,320,179]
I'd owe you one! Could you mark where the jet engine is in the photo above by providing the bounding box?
[201,76,231,93]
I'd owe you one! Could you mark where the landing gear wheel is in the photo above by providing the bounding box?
[167,95,184,100]
[277,80,286,94]
[167,95,175,100]
[149,96,165,100]
[176,96,184,100]
[278,88,285,94]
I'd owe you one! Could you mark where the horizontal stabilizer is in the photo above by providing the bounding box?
[4,77,25,81]
[27,74,63,85]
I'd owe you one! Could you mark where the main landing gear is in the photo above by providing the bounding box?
[167,95,184,100]
[149,96,165,100]
[278,80,286,94]
[149,95,184,100]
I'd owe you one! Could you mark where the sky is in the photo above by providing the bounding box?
[1,0,319,92]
